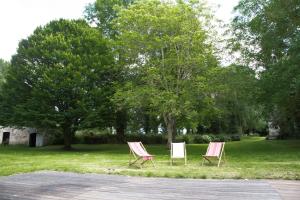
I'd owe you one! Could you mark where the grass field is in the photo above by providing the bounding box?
[0,137,299,179]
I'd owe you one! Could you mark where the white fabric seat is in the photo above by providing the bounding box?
[170,142,187,165]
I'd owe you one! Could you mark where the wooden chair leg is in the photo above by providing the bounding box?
[217,157,222,167]
[140,159,147,168]
[140,159,155,168]
[129,157,142,166]
[151,159,155,167]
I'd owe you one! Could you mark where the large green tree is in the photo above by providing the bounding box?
[232,0,300,136]
[0,19,114,149]
[0,59,9,86]
[85,0,136,139]
[85,0,134,38]
[114,0,219,145]
[212,65,264,134]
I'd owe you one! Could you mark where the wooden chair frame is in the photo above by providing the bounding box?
[202,142,226,167]
[128,142,155,168]
[170,142,187,166]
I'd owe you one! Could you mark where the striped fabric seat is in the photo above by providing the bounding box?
[202,142,225,167]
[128,142,153,160]
[206,142,223,157]
[128,142,155,167]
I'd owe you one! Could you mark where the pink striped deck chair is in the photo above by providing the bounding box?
[202,142,225,167]
[127,142,155,167]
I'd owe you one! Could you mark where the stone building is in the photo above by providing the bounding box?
[0,127,47,147]
[267,122,280,140]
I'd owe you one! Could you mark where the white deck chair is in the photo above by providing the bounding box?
[170,142,187,165]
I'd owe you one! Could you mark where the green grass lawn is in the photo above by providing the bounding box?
[0,137,299,179]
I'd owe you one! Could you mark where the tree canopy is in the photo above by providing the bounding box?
[0,19,115,149]
[85,0,137,139]
[113,0,220,145]
[1,0,297,148]
[85,0,134,38]
[232,0,300,137]
[0,59,9,86]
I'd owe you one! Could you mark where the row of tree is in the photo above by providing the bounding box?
[231,0,300,136]
[0,0,298,149]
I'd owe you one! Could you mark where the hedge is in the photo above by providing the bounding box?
[74,134,241,145]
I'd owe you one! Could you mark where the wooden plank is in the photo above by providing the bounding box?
[268,180,300,200]
[0,171,286,200]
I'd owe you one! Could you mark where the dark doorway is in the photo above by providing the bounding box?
[29,133,37,147]
[2,132,10,145]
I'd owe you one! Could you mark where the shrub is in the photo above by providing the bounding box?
[208,134,216,142]
[51,137,64,145]
[231,134,241,141]
[202,135,212,143]
[80,133,167,144]
[175,135,191,144]
[216,134,232,142]
[83,133,118,144]
[175,134,241,144]
[126,134,167,144]
[248,133,260,136]
[193,135,212,144]
[72,132,241,145]
[193,135,203,143]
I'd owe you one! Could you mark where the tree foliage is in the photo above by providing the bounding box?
[212,65,265,134]
[232,0,300,136]
[85,0,134,38]
[0,59,9,86]
[85,0,137,139]
[113,0,219,144]
[0,19,114,149]
[0,0,286,148]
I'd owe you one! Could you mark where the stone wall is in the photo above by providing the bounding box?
[0,127,46,146]
[267,122,280,140]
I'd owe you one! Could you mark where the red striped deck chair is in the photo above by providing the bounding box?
[127,142,155,167]
[202,142,225,167]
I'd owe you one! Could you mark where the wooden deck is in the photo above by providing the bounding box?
[0,171,298,200]
[267,180,300,200]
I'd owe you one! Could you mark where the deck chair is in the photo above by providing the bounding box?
[170,142,187,165]
[127,142,155,167]
[202,142,225,167]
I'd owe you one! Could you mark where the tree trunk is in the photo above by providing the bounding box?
[115,109,127,141]
[143,112,150,134]
[63,127,74,150]
[186,127,190,134]
[163,113,176,147]
[294,92,300,136]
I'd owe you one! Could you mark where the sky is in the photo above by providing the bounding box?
[0,0,239,61]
